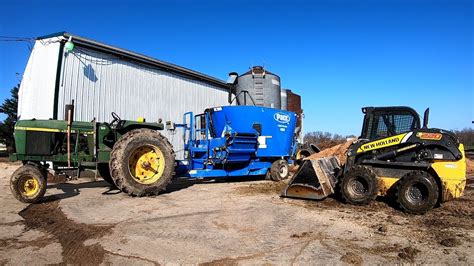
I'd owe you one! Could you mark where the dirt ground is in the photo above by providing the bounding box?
[306,140,353,164]
[0,162,473,265]
[466,158,474,176]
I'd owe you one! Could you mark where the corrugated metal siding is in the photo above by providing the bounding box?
[58,47,229,158]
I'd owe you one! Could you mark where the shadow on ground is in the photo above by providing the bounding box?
[42,174,268,202]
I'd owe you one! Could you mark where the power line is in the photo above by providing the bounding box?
[0,39,33,42]
[0,35,35,42]
[0,35,34,39]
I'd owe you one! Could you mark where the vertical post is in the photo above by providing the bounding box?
[66,100,74,168]
[67,109,72,167]
[205,112,210,169]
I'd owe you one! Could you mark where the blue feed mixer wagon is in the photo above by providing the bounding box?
[172,105,297,180]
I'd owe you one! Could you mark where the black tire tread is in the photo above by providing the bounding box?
[10,164,47,203]
[97,163,116,187]
[109,128,175,196]
[339,165,378,205]
[395,170,439,215]
[269,159,289,181]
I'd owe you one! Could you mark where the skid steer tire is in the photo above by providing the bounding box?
[10,164,47,203]
[267,160,289,181]
[340,165,377,205]
[97,163,116,188]
[395,171,438,215]
[110,128,175,197]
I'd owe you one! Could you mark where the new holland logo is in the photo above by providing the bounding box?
[274,112,290,124]
[357,133,407,153]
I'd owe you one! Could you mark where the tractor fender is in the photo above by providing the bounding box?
[118,123,164,134]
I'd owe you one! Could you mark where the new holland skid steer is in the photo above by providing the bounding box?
[283,106,466,214]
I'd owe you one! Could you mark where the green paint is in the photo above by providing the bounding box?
[65,41,75,52]
[12,119,165,171]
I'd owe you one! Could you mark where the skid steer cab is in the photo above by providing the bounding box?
[169,105,297,181]
[283,106,466,214]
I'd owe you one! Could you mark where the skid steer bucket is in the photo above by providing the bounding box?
[282,157,341,200]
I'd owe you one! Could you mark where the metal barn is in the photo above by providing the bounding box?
[18,32,231,158]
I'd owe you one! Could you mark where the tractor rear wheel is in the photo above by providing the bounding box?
[267,159,289,181]
[10,164,47,203]
[395,171,438,214]
[109,128,175,196]
[340,165,377,205]
[97,163,116,187]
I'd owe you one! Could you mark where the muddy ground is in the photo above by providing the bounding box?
[0,162,473,265]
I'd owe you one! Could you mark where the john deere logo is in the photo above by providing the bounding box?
[274,113,290,124]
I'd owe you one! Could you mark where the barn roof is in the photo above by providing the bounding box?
[37,32,229,89]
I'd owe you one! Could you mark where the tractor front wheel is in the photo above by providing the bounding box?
[10,164,47,203]
[109,128,175,196]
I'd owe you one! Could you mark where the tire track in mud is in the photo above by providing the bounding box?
[18,200,114,264]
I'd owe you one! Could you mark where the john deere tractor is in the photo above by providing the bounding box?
[10,111,175,203]
[283,106,466,214]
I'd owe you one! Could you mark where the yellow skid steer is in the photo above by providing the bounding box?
[282,106,466,214]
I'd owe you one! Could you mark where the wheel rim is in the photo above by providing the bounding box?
[348,177,368,198]
[405,183,428,205]
[279,163,288,178]
[128,145,165,184]
[19,176,39,197]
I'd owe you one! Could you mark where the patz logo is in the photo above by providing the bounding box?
[274,112,290,124]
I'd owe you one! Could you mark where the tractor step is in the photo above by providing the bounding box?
[281,157,341,200]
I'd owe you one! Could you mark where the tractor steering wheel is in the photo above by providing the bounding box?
[110,112,122,126]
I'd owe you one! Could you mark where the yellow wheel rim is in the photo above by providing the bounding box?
[128,145,165,184]
[296,150,302,160]
[21,176,40,197]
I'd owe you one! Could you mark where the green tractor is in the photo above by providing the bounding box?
[10,111,175,203]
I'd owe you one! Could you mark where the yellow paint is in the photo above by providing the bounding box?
[22,176,39,197]
[376,176,398,196]
[296,150,304,160]
[376,144,467,201]
[14,126,94,135]
[15,126,61,132]
[431,144,466,201]
[396,144,417,152]
[357,133,407,153]
[128,145,165,184]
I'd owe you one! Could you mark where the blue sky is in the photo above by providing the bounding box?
[0,0,472,136]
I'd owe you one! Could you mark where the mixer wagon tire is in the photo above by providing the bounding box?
[97,163,116,187]
[340,165,377,205]
[267,160,289,181]
[10,164,47,203]
[395,171,438,214]
[109,128,175,196]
